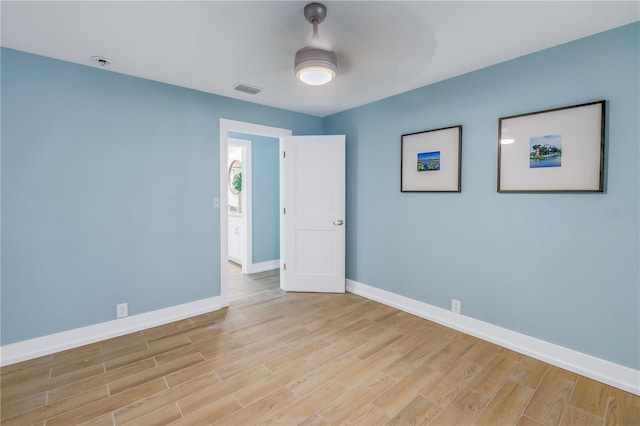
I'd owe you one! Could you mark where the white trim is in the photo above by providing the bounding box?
[279,137,286,291]
[346,279,640,396]
[247,259,280,274]
[242,142,252,274]
[219,119,292,303]
[0,296,224,367]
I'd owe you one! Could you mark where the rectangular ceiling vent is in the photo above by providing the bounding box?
[234,83,261,95]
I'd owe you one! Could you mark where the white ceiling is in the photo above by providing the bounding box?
[2,1,638,117]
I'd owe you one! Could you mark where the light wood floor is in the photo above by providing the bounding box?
[1,263,639,425]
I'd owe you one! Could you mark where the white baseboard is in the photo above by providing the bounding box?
[346,279,640,396]
[0,296,225,367]
[248,259,279,274]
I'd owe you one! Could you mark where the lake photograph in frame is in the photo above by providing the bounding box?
[417,150,440,171]
[530,134,562,168]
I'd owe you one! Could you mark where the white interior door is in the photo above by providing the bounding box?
[281,135,346,293]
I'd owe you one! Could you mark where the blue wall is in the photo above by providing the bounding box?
[2,23,638,371]
[228,132,280,264]
[324,22,639,369]
[0,48,321,345]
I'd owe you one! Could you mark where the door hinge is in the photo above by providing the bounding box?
[283,263,286,271]
[283,151,286,158]
[283,207,286,214]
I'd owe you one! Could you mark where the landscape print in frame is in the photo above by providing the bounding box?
[401,125,462,192]
[498,100,605,192]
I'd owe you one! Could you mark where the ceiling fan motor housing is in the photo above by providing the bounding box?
[294,46,338,75]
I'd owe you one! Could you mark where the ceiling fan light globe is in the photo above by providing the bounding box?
[297,67,335,85]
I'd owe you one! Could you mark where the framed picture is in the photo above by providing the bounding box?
[498,100,605,192]
[401,125,462,192]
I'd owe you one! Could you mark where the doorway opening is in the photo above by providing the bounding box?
[226,138,250,272]
[219,119,292,306]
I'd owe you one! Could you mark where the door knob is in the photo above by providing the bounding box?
[333,219,344,226]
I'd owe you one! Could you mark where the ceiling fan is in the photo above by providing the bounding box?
[294,2,338,86]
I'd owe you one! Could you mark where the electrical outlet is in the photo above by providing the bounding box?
[452,299,461,314]
[117,303,128,318]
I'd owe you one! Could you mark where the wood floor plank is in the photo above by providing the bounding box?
[0,391,47,421]
[421,339,500,406]
[320,318,376,341]
[108,353,203,395]
[423,333,478,371]
[98,333,147,354]
[475,379,535,426]
[176,364,271,416]
[49,354,104,377]
[509,356,549,389]
[213,343,285,381]
[234,359,318,407]
[47,359,157,403]
[429,387,489,425]
[316,372,396,424]
[1,263,637,426]
[140,323,183,342]
[523,366,577,425]
[261,380,347,425]
[605,388,640,426]
[121,403,182,426]
[373,360,441,417]
[77,411,115,426]
[300,337,362,367]
[298,413,328,425]
[499,347,525,361]
[198,340,251,363]
[163,356,232,388]
[386,394,442,425]
[145,333,192,351]
[51,343,103,358]
[1,361,106,402]
[211,387,297,425]
[0,365,51,388]
[343,403,390,425]
[387,325,449,356]
[263,337,331,372]
[0,355,54,378]
[286,353,360,398]
[382,332,451,381]
[560,405,603,426]
[45,379,166,426]
[172,394,241,426]
[517,414,545,426]
[568,375,609,417]
[103,343,188,372]
[468,352,518,398]
[339,345,402,389]
[2,385,110,426]
[7,385,109,424]
[154,329,230,363]
[350,330,404,360]
[113,373,221,424]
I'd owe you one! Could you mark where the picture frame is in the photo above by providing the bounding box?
[498,100,605,192]
[401,125,462,192]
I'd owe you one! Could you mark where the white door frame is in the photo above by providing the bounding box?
[219,119,292,307]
